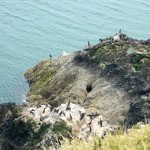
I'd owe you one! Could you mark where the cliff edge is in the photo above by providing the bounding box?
[0,33,149,149]
[25,33,150,126]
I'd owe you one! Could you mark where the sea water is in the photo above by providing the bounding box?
[0,0,150,103]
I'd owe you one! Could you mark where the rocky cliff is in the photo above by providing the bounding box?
[0,33,150,149]
[25,33,150,126]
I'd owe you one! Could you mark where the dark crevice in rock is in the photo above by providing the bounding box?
[86,84,92,93]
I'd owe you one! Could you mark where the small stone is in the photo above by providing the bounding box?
[141,95,148,101]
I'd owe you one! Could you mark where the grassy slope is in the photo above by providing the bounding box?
[61,124,150,150]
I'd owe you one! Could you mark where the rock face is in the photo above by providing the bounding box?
[0,33,149,149]
[0,102,112,149]
[25,33,150,126]
[23,103,111,140]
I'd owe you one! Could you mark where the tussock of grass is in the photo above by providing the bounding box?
[102,124,150,150]
[61,137,101,150]
[61,124,150,150]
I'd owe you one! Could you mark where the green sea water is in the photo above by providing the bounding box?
[0,0,149,103]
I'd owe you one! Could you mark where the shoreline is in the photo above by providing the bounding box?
[0,32,149,149]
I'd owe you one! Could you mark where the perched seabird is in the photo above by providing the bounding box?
[87,118,92,126]
[43,107,46,114]
[53,108,59,113]
[110,36,113,41]
[88,41,90,47]
[88,125,92,133]
[98,118,103,127]
[79,111,85,121]
[30,108,36,112]
[87,112,99,120]
[62,111,66,117]
[119,29,121,34]
[99,38,103,43]
[87,114,94,120]
[47,104,53,111]
[30,109,35,116]
[66,100,71,110]
[49,54,52,59]
[78,99,81,105]
[59,110,62,116]
[91,112,95,119]
[37,104,41,108]
[69,113,72,121]
[101,131,106,139]
[57,138,61,146]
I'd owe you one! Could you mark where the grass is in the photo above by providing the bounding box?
[33,71,57,89]
[89,41,129,64]
[52,121,72,137]
[61,124,150,150]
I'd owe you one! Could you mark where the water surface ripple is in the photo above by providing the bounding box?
[0,0,149,103]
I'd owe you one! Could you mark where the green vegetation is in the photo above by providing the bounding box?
[52,121,72,137]
[61,124,150,150]
[33,123,51,144]
[26,118,37,128]
[89,41,129,64]
[33,71,57,89]
[88,40,150,75]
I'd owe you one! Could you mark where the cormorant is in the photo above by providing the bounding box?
[79,111,85,121]
[88,41,90,47]
[49,54,52,59]
[37,104,41,108]
[53,108,59,113]
[98,118,103,127]
[66,100,71,110]
[69,113,72,121]
[43,107,46,114]
[119,29,121,34]
[59,110,62,116]
[99,38,103,42]
[87,124,92,133]
[30,109,35,116]
[110,36,113,41]
[87,118,92,126]
[62,111,66,117]
[78,99,81,105]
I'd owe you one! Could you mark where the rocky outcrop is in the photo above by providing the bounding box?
[24,102,112,140]
[25,33,150,126]
[0,32,149,149]
[0,102,112,149]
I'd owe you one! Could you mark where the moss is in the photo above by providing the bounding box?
[33,71,57,89]
[34,74,49,87]
[52,121,72,137]
[89,41,129,64]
